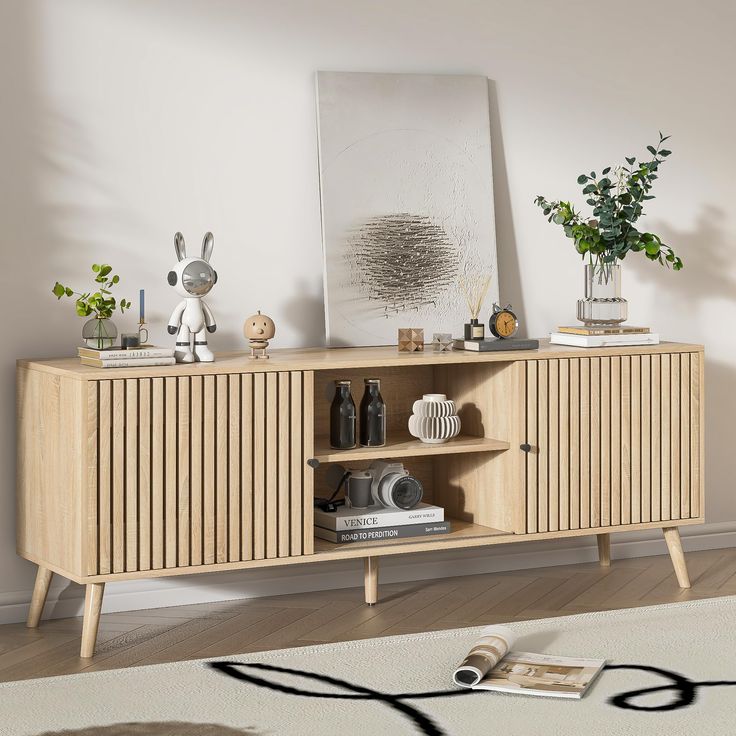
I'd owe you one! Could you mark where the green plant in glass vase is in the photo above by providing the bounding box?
[535,133,682,324]
[52,264,132,349]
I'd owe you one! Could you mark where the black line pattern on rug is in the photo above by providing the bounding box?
[208,661,736,736]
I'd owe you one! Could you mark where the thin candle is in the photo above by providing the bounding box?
[139,289,145,324]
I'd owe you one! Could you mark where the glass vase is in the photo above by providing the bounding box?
[82,317,118,350]
[576,264,628,325]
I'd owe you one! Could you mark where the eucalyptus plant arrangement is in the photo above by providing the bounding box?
[534,133,683,273]
[52,264,132,319]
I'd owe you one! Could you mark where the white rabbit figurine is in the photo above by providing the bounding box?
[167,232,218,363]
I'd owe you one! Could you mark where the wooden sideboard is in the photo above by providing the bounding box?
[17,340,704,656]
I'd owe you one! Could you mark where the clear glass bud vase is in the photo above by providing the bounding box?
[82,317,118,350]
[576,263,628,325]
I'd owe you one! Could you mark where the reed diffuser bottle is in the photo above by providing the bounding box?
[460,273,492,341]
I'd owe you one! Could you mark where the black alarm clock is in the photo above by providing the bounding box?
[489,303,519,339]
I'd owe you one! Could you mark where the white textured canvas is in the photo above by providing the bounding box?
[317,72,499,347]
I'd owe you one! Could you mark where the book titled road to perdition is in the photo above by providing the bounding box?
[314,521,451,544]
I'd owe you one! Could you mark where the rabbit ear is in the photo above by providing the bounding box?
[201,232,214,262]
[174,232,187,262]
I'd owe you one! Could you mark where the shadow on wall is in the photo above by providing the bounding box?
[628,206,736,307]
[487,79,526,334]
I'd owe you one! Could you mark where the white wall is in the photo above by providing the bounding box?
[1,0,735,621]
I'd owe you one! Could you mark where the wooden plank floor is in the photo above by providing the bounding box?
[1,547,735,683]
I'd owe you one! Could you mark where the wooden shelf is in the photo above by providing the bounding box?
[312,433,509,463]
[313,518,512,556]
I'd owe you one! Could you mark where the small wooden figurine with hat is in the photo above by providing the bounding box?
[244,310,276,359]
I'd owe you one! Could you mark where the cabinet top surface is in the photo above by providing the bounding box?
[18,340,704,380]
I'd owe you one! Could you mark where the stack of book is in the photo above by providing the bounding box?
[78,346,176,368]
[550,325,659,348]
[314,502,450,544]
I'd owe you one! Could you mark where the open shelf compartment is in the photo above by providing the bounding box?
[310,360,526,544]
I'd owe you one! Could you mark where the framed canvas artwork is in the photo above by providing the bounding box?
[316,71,499,347]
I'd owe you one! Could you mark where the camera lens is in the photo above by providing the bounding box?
[377,473,423,510]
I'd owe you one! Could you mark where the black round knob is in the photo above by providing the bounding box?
[306,458,320,469]
[520,443,532,453]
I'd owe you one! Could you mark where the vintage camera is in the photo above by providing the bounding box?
[325,460,424,510]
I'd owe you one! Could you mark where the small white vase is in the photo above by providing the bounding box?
[408,394,461,444]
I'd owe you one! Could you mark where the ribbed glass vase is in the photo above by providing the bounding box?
[576,264,628,325]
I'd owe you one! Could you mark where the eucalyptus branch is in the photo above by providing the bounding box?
[534,134,682,272]
[52,264,132,319]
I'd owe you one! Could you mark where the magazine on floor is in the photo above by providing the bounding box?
[452,626,605,699]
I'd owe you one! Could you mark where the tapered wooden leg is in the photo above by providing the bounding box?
[663,527,691,588]
[597,534,611,567]
[364,557,379,605]
[26,566,53,628]
[80,583,105,658]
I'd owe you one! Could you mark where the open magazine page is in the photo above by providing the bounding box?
[453,627,605,699]
[452,626,516,687]
[475,652,605,698]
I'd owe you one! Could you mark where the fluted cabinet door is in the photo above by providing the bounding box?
[88,370,314,575]
[524,353,703,534]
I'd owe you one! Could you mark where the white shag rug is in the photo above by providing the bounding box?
[1,597,735,736]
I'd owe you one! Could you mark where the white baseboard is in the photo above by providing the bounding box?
[2,521,734,626]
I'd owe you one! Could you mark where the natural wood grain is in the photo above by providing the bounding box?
[178,377,191,567]
[80,583,105,658]
[26,567,53,628]
[651,354,661,523]
[164,377,177,568]
[364,557,379,605]
[138,379,152,572]
[559,359,569,532]
[253,373,266,561]
[203,376,216,565]
[228,375,241,563]
[17,344,705,660]
[112,380,125,574]
[97,381,112,574]
[569,359,580,530]
[526,361,538,534]
[241,373,254,561]
[313,434,509,463]
[590,358,601,528]
[302,372,315,556]
[125,380,138,572]
[600,357,610,527]
[640,355,653,521]
[278,372,291,558]
[548,359,559,533]
[597,533,611,567]
[151,378,165,569]
[216,374,228,564]
[611,356,621,527]
[18,340,704,381]
[289,372,303,557]
[266,373,278,559]
[663,526,690,588]
[538,360,549,533]
[190,376,203,566]
[580,358,590,529]
[631,355,642,524]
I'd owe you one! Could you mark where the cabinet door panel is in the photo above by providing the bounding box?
[524,353,702,534]
[89,371,314,574]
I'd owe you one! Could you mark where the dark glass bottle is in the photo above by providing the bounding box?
[330,380,356,449]
[360,378,386,447]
